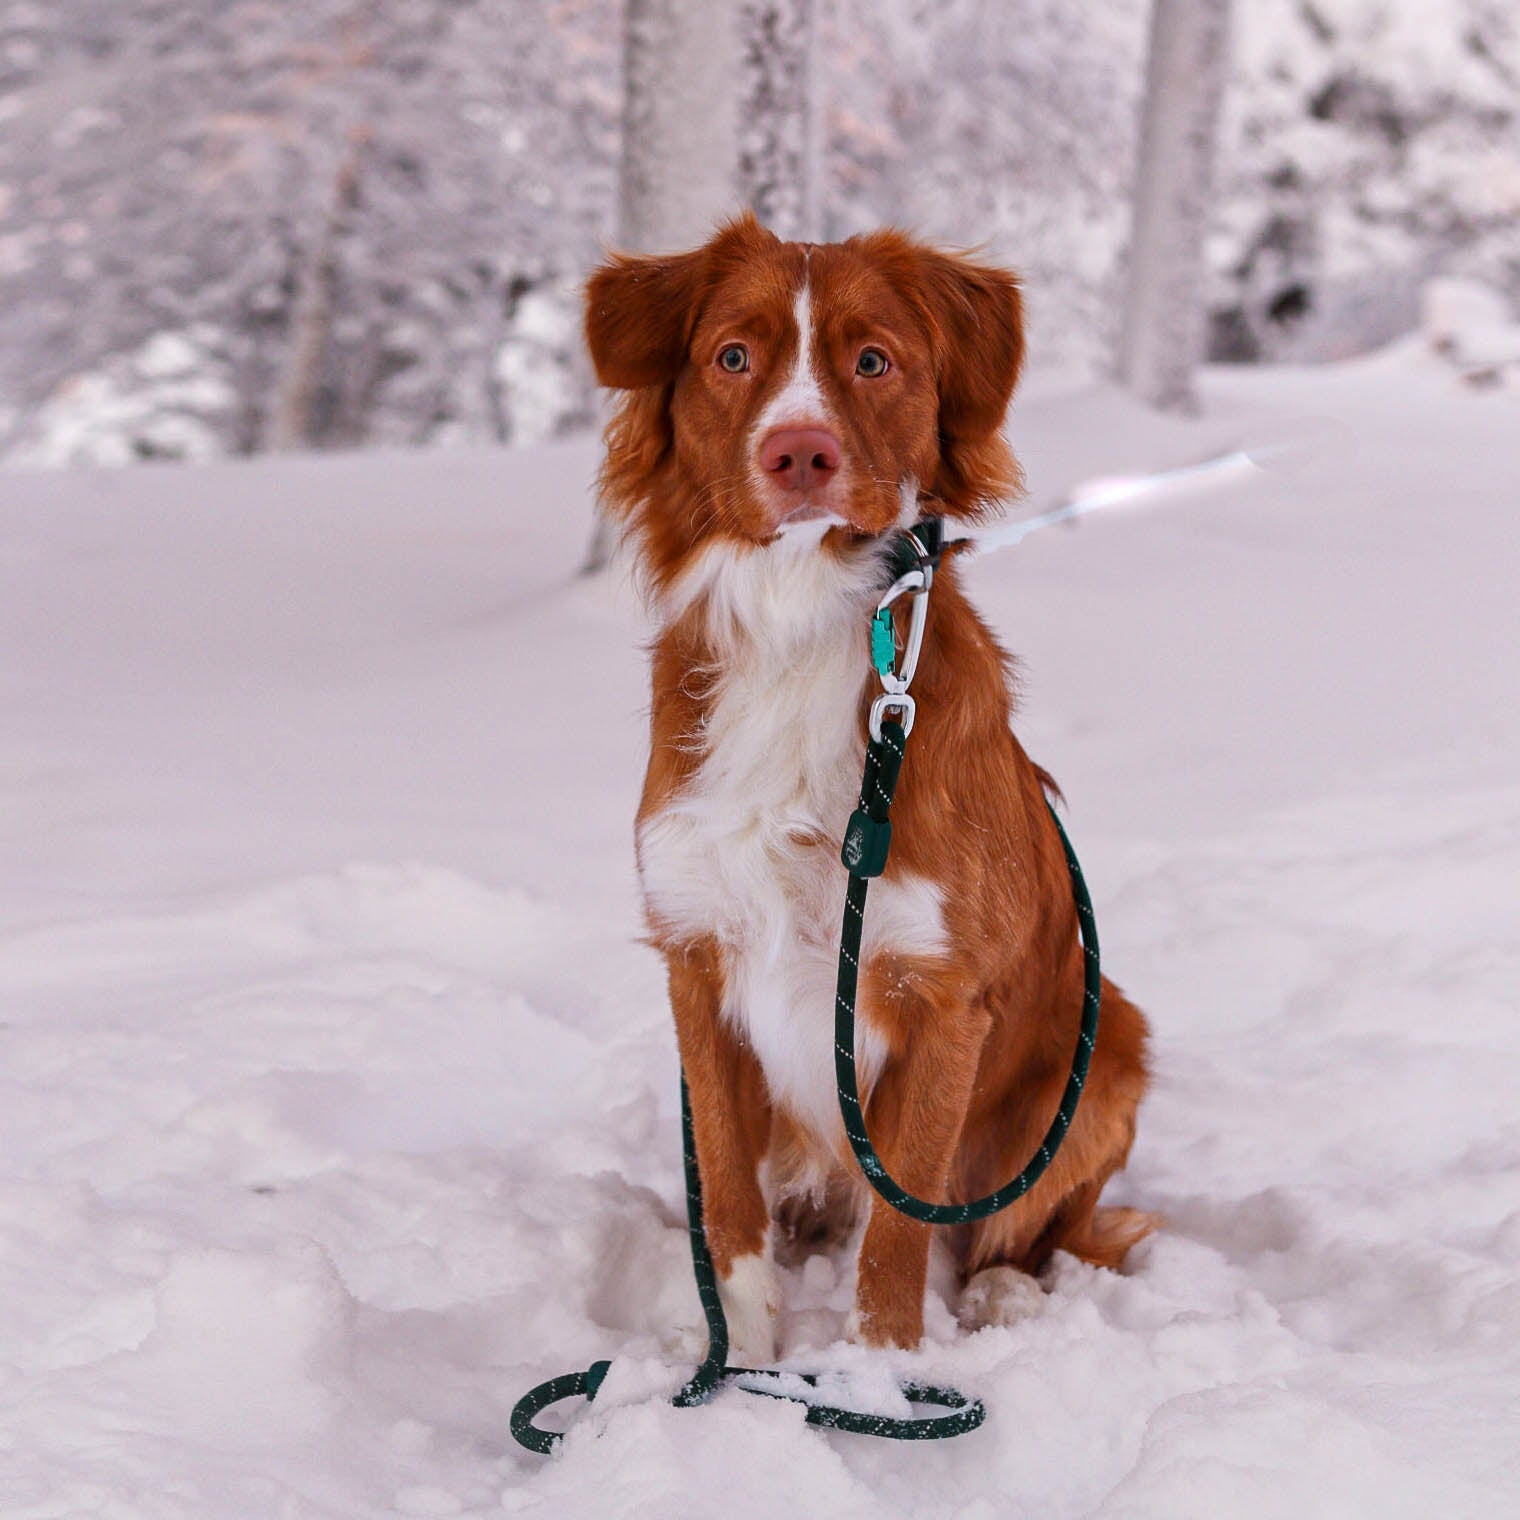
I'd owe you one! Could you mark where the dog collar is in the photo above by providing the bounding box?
[886,514,947,581]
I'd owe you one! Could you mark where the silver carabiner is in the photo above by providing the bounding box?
[868,551,932,742]
[875,568,931,698]
[869,691,916,742]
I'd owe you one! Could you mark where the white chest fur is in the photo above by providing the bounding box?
[637,531,948,1140]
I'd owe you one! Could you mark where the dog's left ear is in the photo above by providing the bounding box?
[914,250,1025,511]
[584,247,710,390]
[921,251,1024,441]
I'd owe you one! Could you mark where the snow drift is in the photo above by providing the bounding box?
[1,340,1517,1516]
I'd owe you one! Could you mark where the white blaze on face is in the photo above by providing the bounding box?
[750,279,847,536]
[753,280,829,442]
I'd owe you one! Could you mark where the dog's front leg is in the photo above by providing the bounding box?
[666,938,778,1363]
[849,985,989,1349]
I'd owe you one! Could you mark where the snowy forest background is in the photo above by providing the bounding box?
[6,6,1520,1513]
[1,0,1517,469]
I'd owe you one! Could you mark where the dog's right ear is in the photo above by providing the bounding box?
[584,248,710,391]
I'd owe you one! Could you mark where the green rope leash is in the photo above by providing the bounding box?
[509,769,1101,1452]
[836,723,1101,1222]
[509,1072,987,1453]
[668,1076,985,1437]
[510,523,1103,1453]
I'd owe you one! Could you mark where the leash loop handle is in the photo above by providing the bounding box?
[509,1359,612,1456]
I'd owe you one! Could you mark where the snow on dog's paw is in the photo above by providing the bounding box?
[663,1319,710,1363]
[727,1322,777,1367]
[958,1265,1044,1332]
[719,1251,780,1366]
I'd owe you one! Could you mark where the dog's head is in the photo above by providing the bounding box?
[585,213,1024,589]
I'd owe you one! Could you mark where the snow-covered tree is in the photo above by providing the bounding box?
[584,0,743,572]
[739,0,820,241]
[1116,0,1233,412]
[4,2,1517,470]
[266,129,368,452]
[618,0,743,253]
[0,1,613,467]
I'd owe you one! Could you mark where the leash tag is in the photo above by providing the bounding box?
[841,809,891,877]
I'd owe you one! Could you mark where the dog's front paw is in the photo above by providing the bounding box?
[957,1265,1044,1332]
[664,1319,710,1364]
[719,1252,780,1366]
[844,1301,922,1350]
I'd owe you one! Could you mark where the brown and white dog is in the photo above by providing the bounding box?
[585,213,1152,1358]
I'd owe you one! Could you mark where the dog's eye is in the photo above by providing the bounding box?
[717,344,749,373]
[856,347,889,378]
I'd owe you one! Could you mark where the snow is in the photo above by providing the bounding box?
[2,340,1518,1516]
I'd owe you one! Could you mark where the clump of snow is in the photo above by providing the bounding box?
[1214,0,1520,362]
[1421,275,1520,385]
[9,324,236,468]
[493,274,596,448]
[131,1245,356,1441]
[1,346,1517,1514]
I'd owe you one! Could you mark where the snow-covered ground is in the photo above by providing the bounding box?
[2,339,1517,1517]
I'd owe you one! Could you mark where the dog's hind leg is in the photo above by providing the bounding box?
[959,976,1156,1327]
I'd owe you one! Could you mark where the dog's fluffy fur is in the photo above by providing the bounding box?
[585,214,1152,1356]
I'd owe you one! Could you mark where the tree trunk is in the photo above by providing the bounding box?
[738,0,819,242]
[267,128,368,453]
[1116,0,1231,414]
[618,0,742,253]
[584,0,742,573]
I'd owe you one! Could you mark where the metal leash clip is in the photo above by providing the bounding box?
[868,541,932,741]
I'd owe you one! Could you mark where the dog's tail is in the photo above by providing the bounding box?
[1064,1206,1161,1271]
